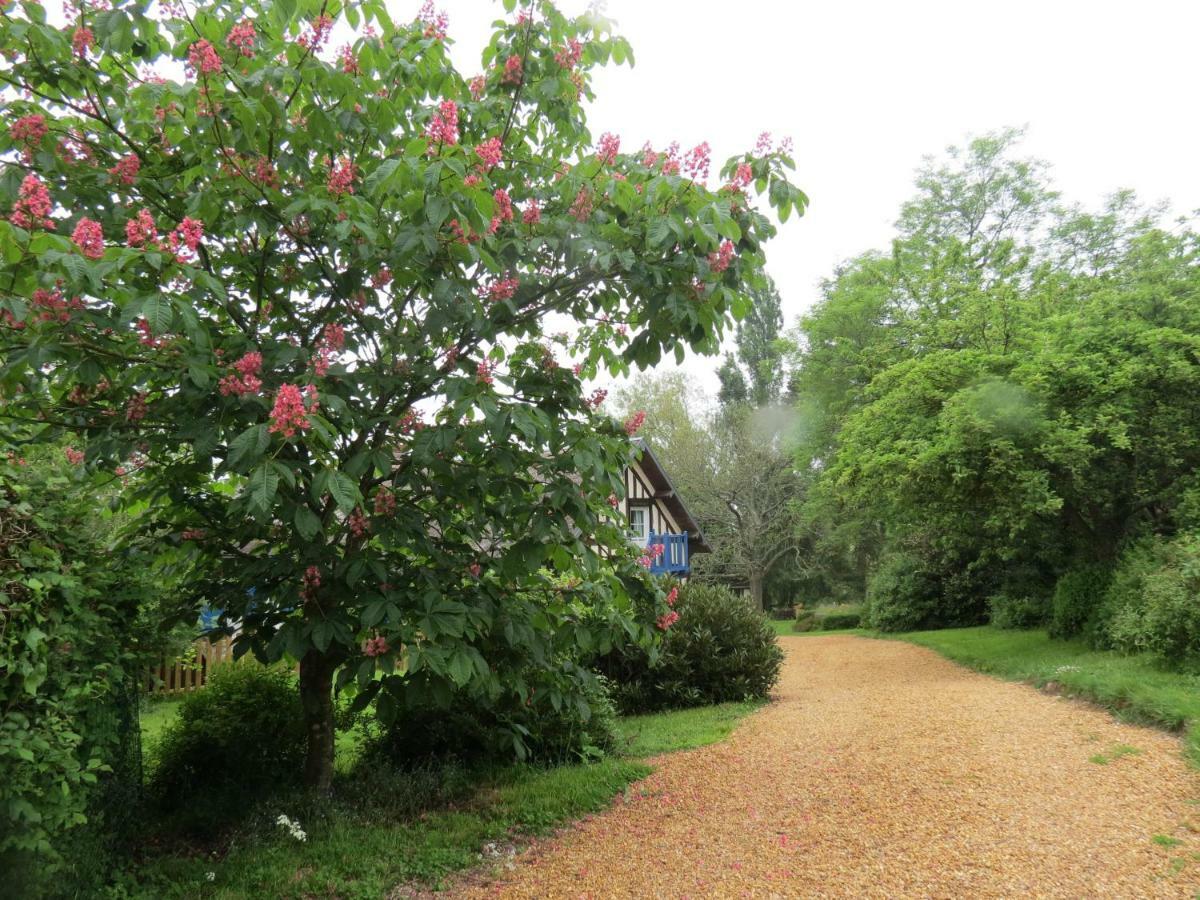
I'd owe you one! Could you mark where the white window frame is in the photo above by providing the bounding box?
[627,505,649,544]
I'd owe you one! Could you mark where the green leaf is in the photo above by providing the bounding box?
[329,471,360,512]
[248,465,280,514]
[294,506,322,541]
[226,424,269,470]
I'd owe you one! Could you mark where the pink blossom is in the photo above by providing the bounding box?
[476,359,496,385]
[338,44,360,75]
[136,319,162,347]
[464,174,481,187]
[397,408,424,433]
[30,287,82,323]
[474,137,503,168]
[10,175,54,230]
[71,217,104,259]
[65,447,85,465]
[624,410,646,436]
[268,383,314,437]
[469,562,482,578]
[665,586,679,607]
[596,132,620,165]
[607,493,620,509]
[662,141,681,176]
[656,610,680,630]
[708,240,735,274]
[493,188,513,223]
[501,54,522,85]
[301,565,321,600]
[484,273,519,304]
[373,487,396,516]
[425,99,459,148]
[347,507,369,537]
[218,350,263,396]
[727,162,753,192]
[167,217,204,262]
[587,388,607,409]
[10,115,47,160]
[569,187,593,222]
[554,38,583,70]
[108,153,140,185]
[327,156,357,198]
[125,208,158,248]
[72,26,94,57]
[181,528,206,540]
[418,0,448,40]
[252,156,278,187]
[683,142,711,183]
[313,322,345,377]
[522,199,541,225]
[296,14,333,51]
[363,635,389,657]
[371,267,392,289]
[469,75,486,99]
[754,131,773,155]
[227,19,256,57]
[125,392,148,422]
[187,39,222,77]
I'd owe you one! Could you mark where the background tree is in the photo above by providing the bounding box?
[0,0,806,789]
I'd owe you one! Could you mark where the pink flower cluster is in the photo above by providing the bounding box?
[165,217,204,262]
[72,26,94,57]
[426,100,458,148]
[371,267,393,289]
[65,447,85,465]
[71,217,104,259]
[373,487,396,516]
[522,199,541,225]
[187,39,222,77]
[218,351,263,396]
[339,44,360,75]
[31,287,83,323]
[418,0,448,40]
[301,565,321,601]
[468,562,482,578]
[554,38,583,69]
[569,187,593,222]
[587,388,607,409]
[624,410,646,436]
[297,14,333,51]
[11,114,47,161]
[347,507,369,538]
[665,586,679,607]
[363,635,389,657]
[313,322,345,377]
[227,19,256,56]
[656,609,680,630]
[708,240,735,274]
[10,175,54,230]
[607,493,620,508]
[474,137,503,168]
[683,142,711,183]
[469,75,486,99]
[727,162,753,192]
[596,132,620,165]
[327,157,357,197]
[637,543,665,568]
[268,383,318,437]
[484,273,519,304]
[108,153,140,185]
[125,391,148,422]
[476,359,496,385]
[501,54,522,85]
[252,156,278,187]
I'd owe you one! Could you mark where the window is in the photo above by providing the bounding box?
[628,506,649,544]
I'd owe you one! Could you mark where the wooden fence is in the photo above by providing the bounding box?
[145,635,235,695]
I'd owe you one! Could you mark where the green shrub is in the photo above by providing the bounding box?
[769,605,796,621]
[988,592,1049,629]
[1049,564,1111,639]
[1104,533,1200,668]
[147,663,305,834]
[367,674,618,767]
[595,583,783,713]
[792,612,817,632]
[818,612,862,630]
[863,552,945,632]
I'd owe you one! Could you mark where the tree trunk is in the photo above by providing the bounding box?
[299,649,336,792]
[749,571,765,611]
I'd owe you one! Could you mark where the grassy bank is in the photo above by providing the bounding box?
[882,626,1200,765]
[130,701,760,897]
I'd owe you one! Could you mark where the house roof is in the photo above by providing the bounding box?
[634,439,711,554]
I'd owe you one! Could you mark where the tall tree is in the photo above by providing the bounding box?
[0,0,807,787]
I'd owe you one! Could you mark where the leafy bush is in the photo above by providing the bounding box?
[596,583,783,713]
[819,612,862,630]
[1049,564,1111,639]
[147,663,305,834]
[792,612,817,632]
[367,674,618,767]
[0,446,165,890]
[863,552,945,632]
[1104,534,1200,667]
[988,592,1049,629]
[769,605,796,621]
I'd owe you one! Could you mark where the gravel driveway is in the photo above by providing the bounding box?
[461,634,1200,898]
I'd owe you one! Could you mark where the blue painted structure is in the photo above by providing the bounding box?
[647,530,689,576]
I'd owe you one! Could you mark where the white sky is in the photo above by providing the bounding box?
[432,0,1200,397]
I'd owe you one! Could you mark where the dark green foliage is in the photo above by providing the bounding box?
[147,664,305,835]
[367,675,619,767]
[864,552,947,632]
[818,612,863,630]
[1104,534,1200,667]
[792,612,818,632]
[596,583,784,713]
[1049,565,1111,639]
[769,605,797,620]
[988,593,1049,630]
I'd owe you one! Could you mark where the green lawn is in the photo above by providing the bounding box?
[880,626,1200,765]
[132,696,760,897]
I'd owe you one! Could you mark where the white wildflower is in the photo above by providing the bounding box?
[276,813,308,842]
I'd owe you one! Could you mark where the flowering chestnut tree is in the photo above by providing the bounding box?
[0,0,807,787]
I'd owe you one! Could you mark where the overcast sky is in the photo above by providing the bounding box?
[432,0,1200,396]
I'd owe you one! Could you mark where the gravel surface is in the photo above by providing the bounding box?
[459,635,1200,898]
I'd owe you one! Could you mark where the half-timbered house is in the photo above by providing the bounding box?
[621,439,710,577]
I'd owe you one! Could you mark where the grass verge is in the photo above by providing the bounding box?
[880,626,1200,766]
[130,699,760,897]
